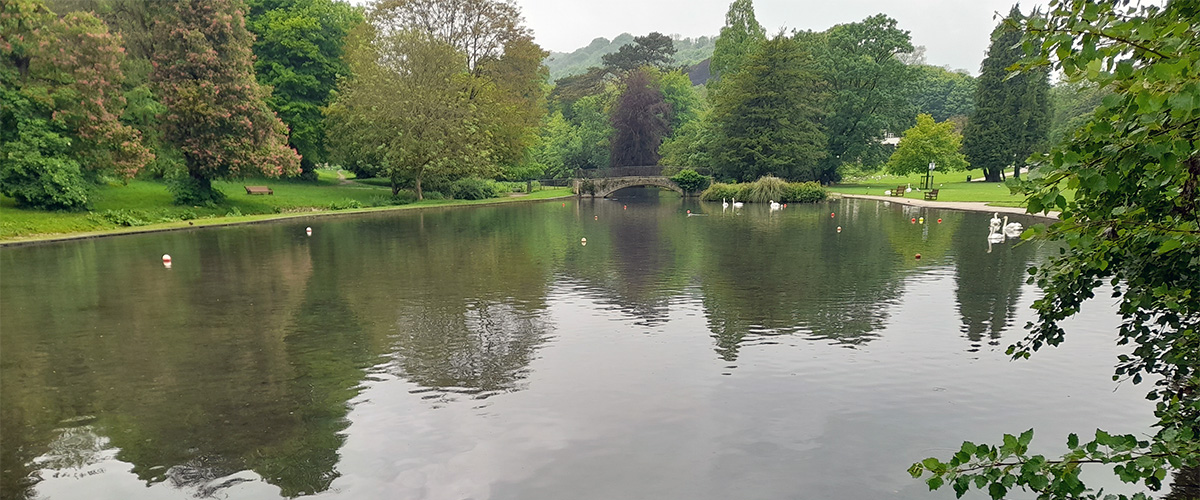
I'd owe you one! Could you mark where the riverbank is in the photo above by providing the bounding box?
[836,193,1060,220]
[0,187,574,247]
[826,171,1073,208]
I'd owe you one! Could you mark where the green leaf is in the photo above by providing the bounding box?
[1157,238,1181,254]
[1067,433,1079,449]
[988,482,1007,500]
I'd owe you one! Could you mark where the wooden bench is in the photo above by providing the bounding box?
[923,189,939,200]
[245,186,273,195]
[889,185,906,197]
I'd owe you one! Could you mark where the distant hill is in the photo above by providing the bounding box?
[544,33,716,81]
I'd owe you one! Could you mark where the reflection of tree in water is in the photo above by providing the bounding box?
[561,193,696,327]
[387,300,549,400]
[952,218,1037,351]
[700,201,908,361]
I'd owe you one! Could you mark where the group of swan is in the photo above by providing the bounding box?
[723,198,744,209]
[988,212,1023,240]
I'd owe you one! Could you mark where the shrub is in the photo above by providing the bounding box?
[423,191,447,200]
[224,207,243,217]
[169,175,225,206]
[450,178,499,200]
[670,169,711,193]
[701,177,827,203]
[328,199,363,210]
[744,175,787,203]
[0,142,90,210]
[782,181,827,203]
[178,209,198,221]
[94,209,149,226]
[368,191,415,207]
[700,182,739,201]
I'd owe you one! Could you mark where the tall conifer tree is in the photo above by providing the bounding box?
[962,5,1050,182]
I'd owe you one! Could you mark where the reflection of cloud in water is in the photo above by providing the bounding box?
[31,425,279,499]
[33,422,114,473]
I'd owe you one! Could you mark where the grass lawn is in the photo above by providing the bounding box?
[0,174,572,241]
[828,171,1046,208]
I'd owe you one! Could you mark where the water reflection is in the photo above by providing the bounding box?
[0,196,1150,500]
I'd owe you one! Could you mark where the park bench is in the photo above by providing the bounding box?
[889,185,906,197]
[924,189,939,200]
[245,186,273,195]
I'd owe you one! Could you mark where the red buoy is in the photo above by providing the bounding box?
[915,253,921,259]
[624,205,627,210]
[937,218,943,223]
[830,212,835,218]
[911,218,916,224]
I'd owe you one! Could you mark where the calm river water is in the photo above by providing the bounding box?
[0,191,1155,500]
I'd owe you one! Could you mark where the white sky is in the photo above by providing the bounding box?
[517,0,1023,73]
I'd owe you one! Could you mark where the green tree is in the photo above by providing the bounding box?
[910,0,1200,497]
[564,94,613,170]
[601,32,676,72]
[327,26,490,199]
[710,34,827,182]
[247,0,362,180]
[609,68,671,167]
[529,110,575,179]
[710,0,766,79]
[809,14,915,183]
[152,0,300,204]
[1,0,152,209]
[1047,80,1110,145]
[962,6,1051,182]
[659,112,715,171]
[886,114,968,175]
[651,67,705,132]
[909,64,976,122]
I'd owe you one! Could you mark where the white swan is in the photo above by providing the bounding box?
[906,183,913,193]
[1002,216,1024,238]
[769,200,781,211]
[722,198,729,209]
[732,198,744,208]
[884,190,892,196]
[987,232,1006,243]
[988,212,1003,235]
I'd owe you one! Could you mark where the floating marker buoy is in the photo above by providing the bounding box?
[594,215,598,220]
[831,212,835,218]
[836,226,842,233]
[624,205,627,210]
[937,218,942,223]
[911,218,916,224]
[305,226,312,236]
[563,203,566,207]
[915,253,921,259]
[581,237,587,246]
[687,210,691,214]
[162,254,172,268]
[919,217,924,224]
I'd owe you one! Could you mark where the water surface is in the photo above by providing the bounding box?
[0,191,1153,499]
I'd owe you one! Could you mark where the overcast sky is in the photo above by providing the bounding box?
[517,0,1022,74]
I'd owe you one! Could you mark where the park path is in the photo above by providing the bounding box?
[838,193,1060,220]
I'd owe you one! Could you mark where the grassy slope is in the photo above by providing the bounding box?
[828,171,1043,207]
[0,174,572,242]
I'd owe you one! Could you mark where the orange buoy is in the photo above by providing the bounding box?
[911,218,916,223]
[915,253,921,259]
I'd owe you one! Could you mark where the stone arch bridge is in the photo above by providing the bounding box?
[571,166,704,198]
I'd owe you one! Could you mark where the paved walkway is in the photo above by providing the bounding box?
[838,194,1060,220]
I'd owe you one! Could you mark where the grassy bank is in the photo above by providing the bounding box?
[827,172,1060,207]
[0,175,572,243]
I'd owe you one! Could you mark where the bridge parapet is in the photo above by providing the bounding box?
[574,176,693,198]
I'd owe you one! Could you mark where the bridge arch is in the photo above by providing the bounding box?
[578,176,685,198]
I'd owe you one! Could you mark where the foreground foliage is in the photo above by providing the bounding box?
[910,0,1200,498]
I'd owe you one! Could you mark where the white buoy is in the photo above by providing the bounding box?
[306,226,312,236]
[162,254,172,269]
[581,237,587,246]
[837,226,842,233]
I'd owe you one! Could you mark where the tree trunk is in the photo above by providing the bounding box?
[1013,161,1021,180]
[984,167,1003,182]
[391,179,399,196]
[415,175,423,201]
